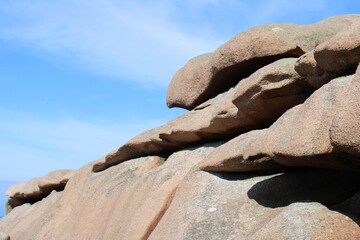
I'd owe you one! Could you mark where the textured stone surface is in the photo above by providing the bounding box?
[315,20,360,73]
[167,14,360,110]
[295,51,336,88]
[149,169,360,239]
[296,19,360,89]
[95,58,311,172]
[6,170,74,213]
[0,232,9,240]
[0,144,220,240]
[200,69,360,172]
[330,66,360,157]
[167,53,213,109]
[2,158,360,240]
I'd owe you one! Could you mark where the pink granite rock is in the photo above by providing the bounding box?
[149,169,360,239]
[167,14,360,110]
[95,58,311,172]
[296,18,360,88]
[6,170,74,213]
[199,65,360,172]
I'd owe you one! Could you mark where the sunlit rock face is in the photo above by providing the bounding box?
[1,14,360,240]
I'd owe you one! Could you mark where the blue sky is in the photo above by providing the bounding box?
[0,0,359,185]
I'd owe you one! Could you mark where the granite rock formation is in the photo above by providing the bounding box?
[5,170,74,213]
[167,14,360,110]
[95,58,313,172]
[199,73,360,172]
[1,14,360,240]
[0,232,9,240]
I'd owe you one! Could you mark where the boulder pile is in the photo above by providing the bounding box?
[1,14,360,240]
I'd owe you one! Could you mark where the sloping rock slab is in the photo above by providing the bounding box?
[149,169,360,239]
[0,144,220,240]
[199,66,360,172]
[0,232,9,240]
[1,191,62,240]
[2,153,360,239]
[94,58,312,172]
[167,14,360,110]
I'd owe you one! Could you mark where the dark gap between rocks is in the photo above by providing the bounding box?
[190,49,304,109]
[209,168,360,225]
[246,168,360,208]
[7,184,66,213]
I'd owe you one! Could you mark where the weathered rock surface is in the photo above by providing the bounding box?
[200,68,360,172]
[0,144,220,240]
[149,169,360,239]
[2,14,360,240]
[0,232,9,240]
[167,53,213,109]
[295,51,337,88]
[95,58,312,172]
[295,19,360,88]
[1,191,62,240]
[6,170,74,213]
[2,151,360,239]
[315,20,360,74]
[167,14,360,110]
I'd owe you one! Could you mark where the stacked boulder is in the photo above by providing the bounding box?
[1,14,360,240]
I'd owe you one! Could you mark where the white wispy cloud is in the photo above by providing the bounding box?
[0,0,224,86]
[0,0,331,87]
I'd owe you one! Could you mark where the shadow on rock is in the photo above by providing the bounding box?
[247,168,360,208]
[209,168,360,225]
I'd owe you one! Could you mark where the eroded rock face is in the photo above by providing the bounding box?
[94,58,312,172]
[0,232,9,240]
[149,169,360,239]
[167,14,360,110]
[2,152,360,240]
[0,144,220,240]
[167,53,213,109]
[1,191,62,240]
[295,19,360,88]
[6,170,74,212]
[295,51,337,88]
[199,69,360,172]
[315,20,360,74]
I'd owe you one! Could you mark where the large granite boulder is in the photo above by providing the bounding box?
[315,20,360,74]
[167,14,360,110]
[167,53,213,109]
[296,18,360,88]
